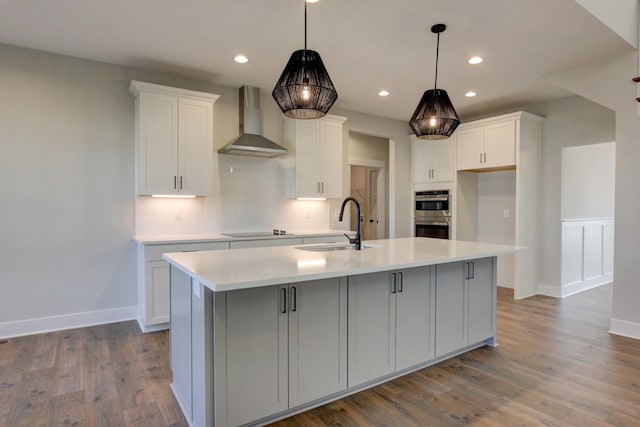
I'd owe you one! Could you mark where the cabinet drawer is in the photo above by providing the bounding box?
[229,238,303,249]
[145,241,229,261]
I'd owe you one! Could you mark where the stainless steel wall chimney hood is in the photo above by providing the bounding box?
[218,86,289,157]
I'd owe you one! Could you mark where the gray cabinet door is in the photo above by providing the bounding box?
[224,286,288,427]
[169,267,192,420]
[435,262,468,357]
[348,271,396,387]
[468,257,496,344]
[395,267,435,370]
[288,278,347,407]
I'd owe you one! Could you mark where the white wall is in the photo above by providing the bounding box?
[561,142,616,220]
[476,170,516,288]
[546,52,640,339]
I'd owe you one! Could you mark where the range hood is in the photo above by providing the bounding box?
[218,86,289,157]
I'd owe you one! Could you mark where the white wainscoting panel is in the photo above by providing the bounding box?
[560,219,614,297]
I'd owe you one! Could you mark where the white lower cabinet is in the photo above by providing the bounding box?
[347,267,435,387]
[138,241,229,332]
[218,278,347,427]
[435,258,495,357]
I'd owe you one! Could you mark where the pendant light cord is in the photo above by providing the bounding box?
[304,1,307,50]
[434,31,440,90]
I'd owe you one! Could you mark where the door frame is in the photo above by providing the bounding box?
[349,157,387,240]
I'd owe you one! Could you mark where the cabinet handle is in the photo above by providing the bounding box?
[321,182,324,193]
[480,153,483,164]
[291,287,297,312]
[317,182,321,193]
[280,288,287,314]
[180,176,183,190]
[470,261,475,279]
[174,176,177,190]
[398,272,404,293]
[484,152,487,163]
[391,272,397,294]
[464,262,469,280]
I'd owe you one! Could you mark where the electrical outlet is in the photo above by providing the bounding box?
[503,209,510,218]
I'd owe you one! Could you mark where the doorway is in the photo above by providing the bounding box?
[350,165,385,240]
[348,131,390,240]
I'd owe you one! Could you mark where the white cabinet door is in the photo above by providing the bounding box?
[137,92,179,194]
[348,271,396,387]
[411,137,433,184]
[178,97,213,196]
[225,286,288,427]
[146,260,170,325]
[431,139,455,182]
[285,115,346,198]
[318,119,343,198]
[483,120,515,168]
[395,267,435,371]
[288,278,347,407]
[467,258,495,344]
[456,127,484,170]
[435,261,467,357]
[293,120,321,198]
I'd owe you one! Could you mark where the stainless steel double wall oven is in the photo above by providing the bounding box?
[414,190,451,239]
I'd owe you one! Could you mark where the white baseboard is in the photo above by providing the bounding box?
[537,274,612,299]
[136,318,170,333]
[0,305,138,339]
[610,318,640,340]
[537,283,562,298]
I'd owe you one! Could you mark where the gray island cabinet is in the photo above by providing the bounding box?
[164,237,518,427]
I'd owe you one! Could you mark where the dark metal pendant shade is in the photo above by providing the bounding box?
[272,49,338,119]
[410,23,460,140]
[409,89,460,140]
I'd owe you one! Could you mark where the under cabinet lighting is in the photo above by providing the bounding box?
[151,194,197,198]
[297,197,327,201]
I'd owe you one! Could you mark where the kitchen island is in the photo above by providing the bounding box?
[164,237,521,427]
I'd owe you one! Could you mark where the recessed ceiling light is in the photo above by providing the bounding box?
[468,56,483,65]
[234,55,248,63]
[465,91,477,97]
[378,90,390,97]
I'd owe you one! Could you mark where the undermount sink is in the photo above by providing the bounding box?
[294,243,379,252]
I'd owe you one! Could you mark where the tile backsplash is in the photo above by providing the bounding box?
[135,154,330,236]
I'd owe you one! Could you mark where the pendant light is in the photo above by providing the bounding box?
[272,0,338,119]
[409,24,460,139]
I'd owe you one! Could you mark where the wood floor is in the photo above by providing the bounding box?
[2,284,639,426]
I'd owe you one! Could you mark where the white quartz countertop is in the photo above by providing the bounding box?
[133,229,349,245]
[163,237,524,292]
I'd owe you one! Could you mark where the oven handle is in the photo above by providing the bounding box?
[416,197,450,202]
[415,221,450,226]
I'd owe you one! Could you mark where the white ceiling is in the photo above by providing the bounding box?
[0,0,633,121]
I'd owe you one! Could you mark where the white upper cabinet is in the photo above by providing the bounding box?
[456,117,516,171]
[284,115,347,198]
[411,135,455,184]
[130,81,219,196]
